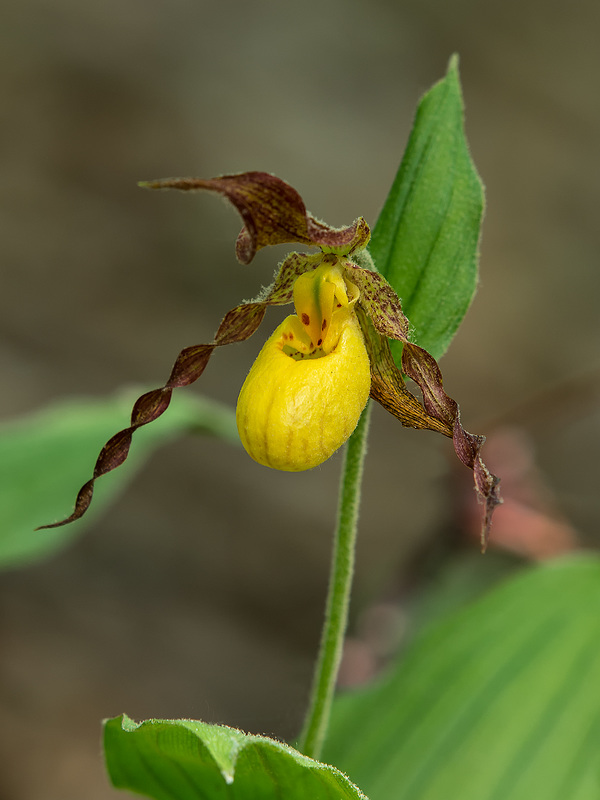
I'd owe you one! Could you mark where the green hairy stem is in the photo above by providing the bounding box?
[297,401,372,759]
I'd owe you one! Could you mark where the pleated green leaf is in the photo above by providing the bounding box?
[323,556,600,800]
[370,55,484,361]
[0,391,238,568]
[104,715,367,800]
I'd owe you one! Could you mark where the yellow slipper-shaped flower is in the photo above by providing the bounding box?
[236,306,370,471]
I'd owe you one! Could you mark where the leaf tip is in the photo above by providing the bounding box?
[447,52,460,75]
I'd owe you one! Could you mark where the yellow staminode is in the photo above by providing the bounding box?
[236,264,370,471]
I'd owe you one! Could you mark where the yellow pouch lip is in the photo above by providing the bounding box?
[236,310,371,471]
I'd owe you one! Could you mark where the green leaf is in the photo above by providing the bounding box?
[104,714,368,800]
[323,556,600,800]
[370,54,484,361]
[0,391,238,569]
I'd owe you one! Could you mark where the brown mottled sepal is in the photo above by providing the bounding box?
[141,172,370,263]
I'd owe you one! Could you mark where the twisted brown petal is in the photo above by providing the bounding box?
[141,172,370,264]
[38,252,314,529]
[401,342,502,550]
[353,266,501,550]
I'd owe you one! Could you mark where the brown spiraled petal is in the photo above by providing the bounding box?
[401,343,502,550]
[214,304,267,347]
[401,343,455,427]
[38,253,317,530]
[346,264,500,545]
[141,172,370,264]
[164,346,214,389]
[356,302,500,549]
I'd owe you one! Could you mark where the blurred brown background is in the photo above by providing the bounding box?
[1,0,599,797]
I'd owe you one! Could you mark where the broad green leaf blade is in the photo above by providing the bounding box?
[370,55,484,361]
[323,556,600,800]
[104,715,368,800]
[0,391,238,569]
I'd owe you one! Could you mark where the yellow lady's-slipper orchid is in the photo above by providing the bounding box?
[42,172,500,547]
